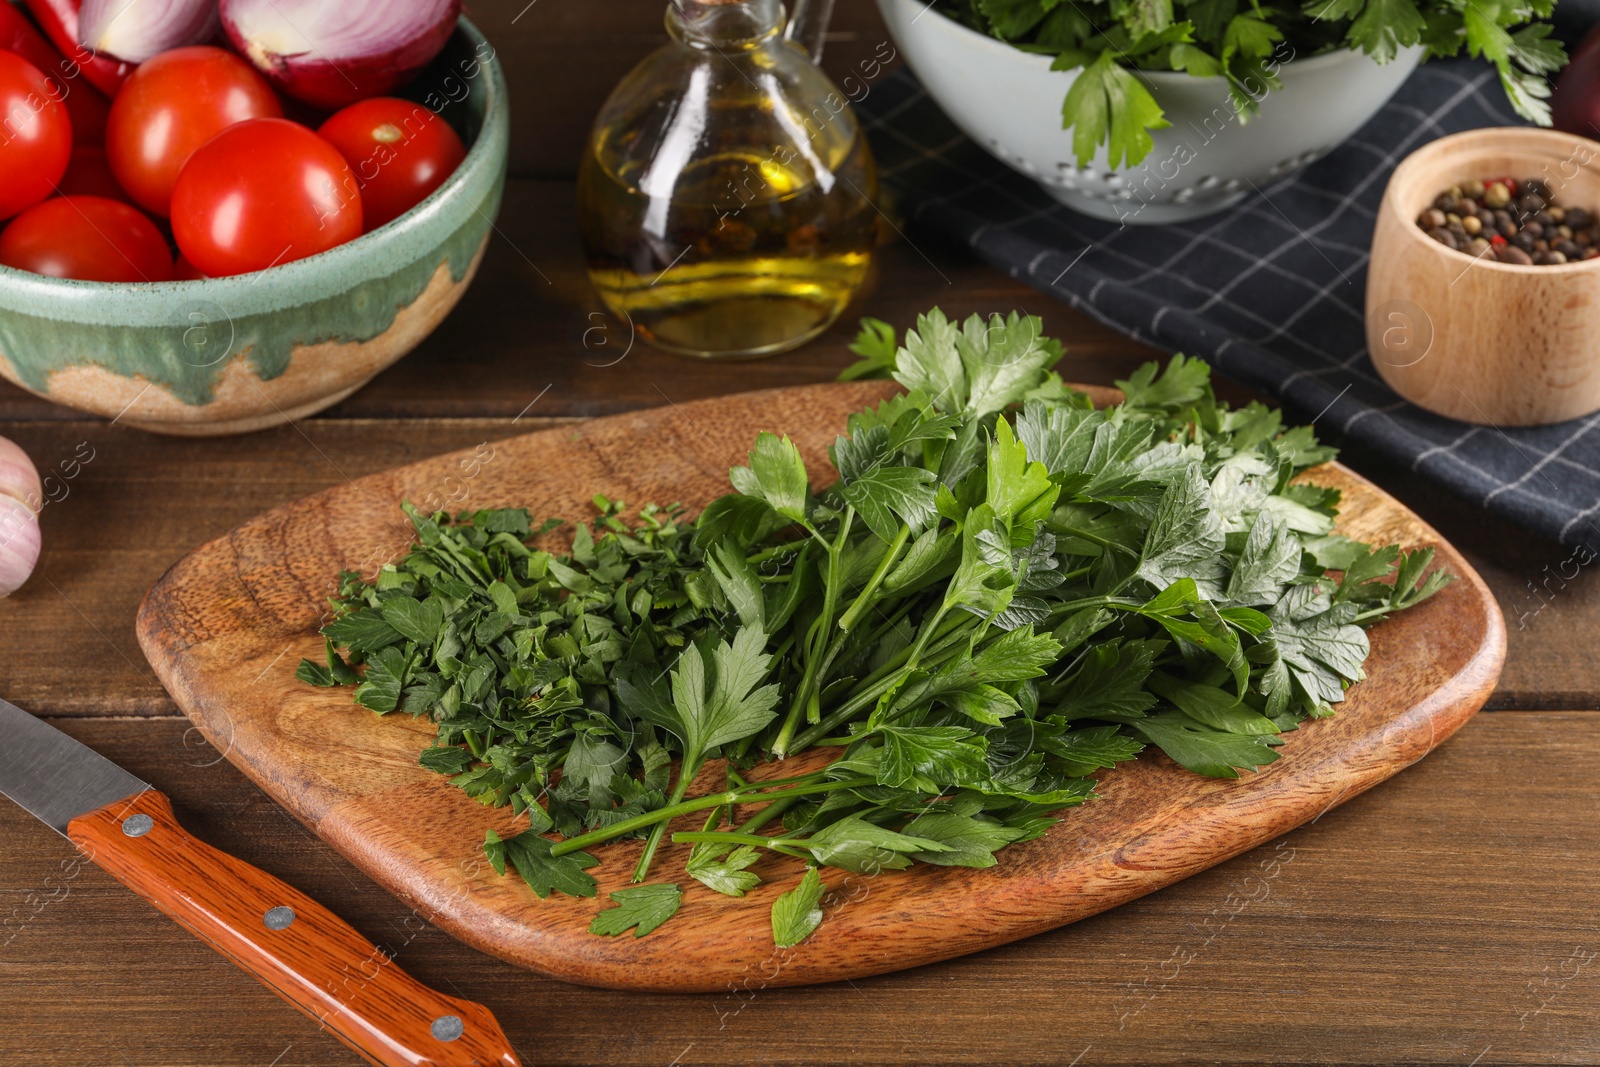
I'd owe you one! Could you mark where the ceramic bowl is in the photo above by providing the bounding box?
[874,0,1420,224]
[0,18,508,435]
[1367,127,1600,427]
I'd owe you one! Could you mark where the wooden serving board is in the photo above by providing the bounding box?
[136,381,1506,993]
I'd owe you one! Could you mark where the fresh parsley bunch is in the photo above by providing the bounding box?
[301,309,1448,947]
[931,0,1564,168]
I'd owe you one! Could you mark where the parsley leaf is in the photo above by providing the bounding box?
[589,883,682,937]
[687,844,763,897]
[484,830,599,899]
[772,867,826,948]
[1135,710,1283,778]
[1056,50,1170,168]
[731,433,810,524]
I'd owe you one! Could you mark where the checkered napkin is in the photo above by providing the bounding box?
[857,59,1600,549]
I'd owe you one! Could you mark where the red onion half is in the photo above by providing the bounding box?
[79,0,220,64]
[219,0,461,110]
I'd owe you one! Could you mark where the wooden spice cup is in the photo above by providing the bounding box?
[1367,127,1600,426]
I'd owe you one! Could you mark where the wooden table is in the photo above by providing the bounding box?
[2,4,1597,1065]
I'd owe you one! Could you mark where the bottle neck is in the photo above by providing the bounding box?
[665,0,785,51]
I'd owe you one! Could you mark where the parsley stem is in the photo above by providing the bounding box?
[735,792,801,834]
[550,776,874,857]
[773,508,855,757]
[670,831,810,860]
[744,541,804,567]
[836,524,910,633]
[844,608,971,698]
[1050,522,1137,555]
[1049,594,1145,615]
[631,752,698,881]
[787,623,973,752]
[903,603,952,672]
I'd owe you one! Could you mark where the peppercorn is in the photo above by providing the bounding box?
[1418,177,1600,267]
[1428,227,1459,250]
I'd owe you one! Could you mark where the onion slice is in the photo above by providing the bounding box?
[79,0,220,64]
[219,0,461,110]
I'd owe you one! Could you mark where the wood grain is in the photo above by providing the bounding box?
[135,380,1503,991]
[66,790,519,1067]
[6,712,1596,1067]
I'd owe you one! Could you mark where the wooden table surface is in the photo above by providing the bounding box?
[2,4,1597,1066]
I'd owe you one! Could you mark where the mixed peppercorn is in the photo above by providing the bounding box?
[1416,178,1600,266]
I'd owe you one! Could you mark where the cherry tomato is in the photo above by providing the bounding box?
[171,118,362,277]
[172,254,206,280]
[57,144,128,201]
[0,50,72,220]
[106,46,281,217]
[0,5,111,145]
[317,98,466,231]
[0,195,172,281]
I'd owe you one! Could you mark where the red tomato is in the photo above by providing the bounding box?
[0,5,111,145]
[57,144,128,201]
[0,195,172,281]
[106,46,281,217]
[172,254,206,280]
[171,118,361,277]
[318,98,466,231]
[0,50,72,220]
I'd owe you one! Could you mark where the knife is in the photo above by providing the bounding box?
[0,697,520,1067]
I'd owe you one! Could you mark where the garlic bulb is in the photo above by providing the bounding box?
[0,436,42,597]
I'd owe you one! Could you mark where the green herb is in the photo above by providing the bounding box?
[589,883,682,937]
[303,308,1449,948]
[771,867,826,948]
[930,0,1562,168]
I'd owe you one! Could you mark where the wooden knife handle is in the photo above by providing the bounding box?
[66,790,520,1067]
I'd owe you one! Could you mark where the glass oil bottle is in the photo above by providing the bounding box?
[576,0,878,360]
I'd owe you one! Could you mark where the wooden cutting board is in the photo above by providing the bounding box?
[136,381,1506,993]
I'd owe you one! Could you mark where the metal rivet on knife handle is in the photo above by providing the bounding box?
[121,813,153,837]
[263,906,295,930]
[431,1015,464,1042]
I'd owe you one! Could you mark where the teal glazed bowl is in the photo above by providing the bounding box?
[0,18,508,435]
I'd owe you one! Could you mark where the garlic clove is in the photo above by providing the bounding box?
[0,496,40,597]
[0,435,42,513]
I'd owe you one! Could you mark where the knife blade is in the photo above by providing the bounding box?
[0,698,520,1067]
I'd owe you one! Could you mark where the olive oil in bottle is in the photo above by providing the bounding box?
[576,0,878,360]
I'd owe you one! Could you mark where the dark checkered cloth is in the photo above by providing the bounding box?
[858,59,1600,549]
